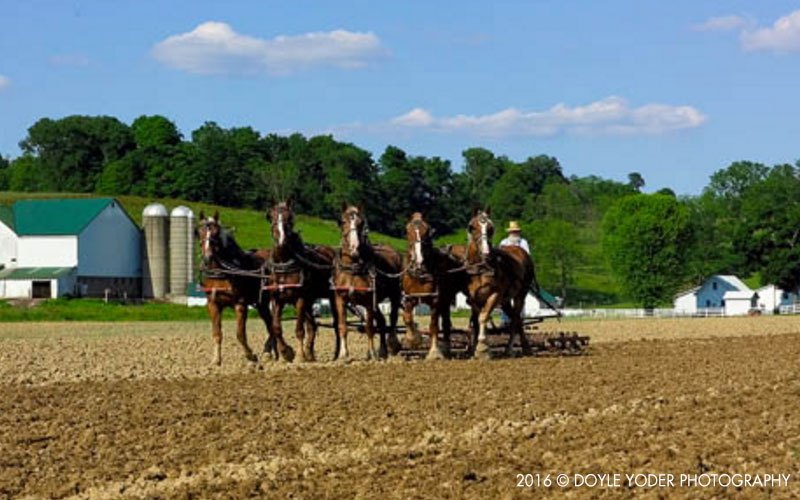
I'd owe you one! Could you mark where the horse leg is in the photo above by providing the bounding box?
[402,298,422,349]
[293,297,310,362]
[387,293,402,355]
[329,293,341,361]
[256,303,277,361]
[208,300,223,366]
[501,302,517,357]
[376,307,390,359]
[515,294,532,356]
[440,295,453,358]
[271,300,295,362]
[235,303,258,362]
[335,294,350,362]
[475,292,500,359]
[304,309,318,361]
[426,297,445,361]
[365,306,380,361]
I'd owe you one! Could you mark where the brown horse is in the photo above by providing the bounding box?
[464,208,534,358]
[267,200,341,362]
[196,211,295,365]
[332,203,403,361]
[401,213,465,360]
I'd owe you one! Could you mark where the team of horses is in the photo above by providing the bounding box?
[195,202,536,365]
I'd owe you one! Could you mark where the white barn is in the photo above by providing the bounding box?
[756,284,799,312]
[674,275,758,316]
[0,198,141,298]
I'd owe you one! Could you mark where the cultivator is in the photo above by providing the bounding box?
[393,315,590,359]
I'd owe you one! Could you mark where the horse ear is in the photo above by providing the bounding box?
[286,196,294,209]
[213,211,220,222]
[341,201,349,214]
[357,202,364,213]
[484,206,492,216]
[199,211,205,221]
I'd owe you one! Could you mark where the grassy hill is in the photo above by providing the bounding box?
[0,192,626,306]
[0,192,406,250]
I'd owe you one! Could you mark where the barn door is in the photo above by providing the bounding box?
[32,281,52,299]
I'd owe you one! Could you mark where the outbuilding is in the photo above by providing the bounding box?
[0,198,141,298]
[674,275,756,315]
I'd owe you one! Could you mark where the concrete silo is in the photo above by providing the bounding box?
[142,203,169,298]
[169,206,195,297]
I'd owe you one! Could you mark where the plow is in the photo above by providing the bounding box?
[394,314,590,359]
[318,304,591,359]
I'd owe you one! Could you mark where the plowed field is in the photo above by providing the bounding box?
[2,317,800,499]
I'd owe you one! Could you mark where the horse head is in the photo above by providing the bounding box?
[406,212,434,268]
[467,207,494,258]
[269,200,294,250]
[340,202,367,259]
[196,211,222,267]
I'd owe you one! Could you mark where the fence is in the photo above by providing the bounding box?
[558,307,727,319]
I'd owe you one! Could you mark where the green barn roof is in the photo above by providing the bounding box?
[3,198,116,236]
[0,267,75,280]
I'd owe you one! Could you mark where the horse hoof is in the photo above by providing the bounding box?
[245,352,258,363]
[426,349,446,361]
[280,346,296,363]
[474,342,491,360]
[301,350,316,363]
[388,336,402,355]
[521,348,533,357]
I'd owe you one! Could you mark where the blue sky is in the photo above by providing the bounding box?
[2,1,800,194]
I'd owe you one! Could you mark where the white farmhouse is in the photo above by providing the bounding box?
[674,275,758,316]
[0,198,141,298]
[756,284,799,312]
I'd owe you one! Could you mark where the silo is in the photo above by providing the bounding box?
[170,206,194,297]
[142,203,169,298]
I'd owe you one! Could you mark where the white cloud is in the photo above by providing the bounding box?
[741,10,800,52]
[0,75,10,91]
[152,21,385,75]
[388,97,706,137]
[693,15,748,32]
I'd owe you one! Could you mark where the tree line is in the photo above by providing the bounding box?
[1,115,796,307]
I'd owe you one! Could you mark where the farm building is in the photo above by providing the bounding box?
[756,284,799,312]
[674,275,758,316]
[0,198,141,298]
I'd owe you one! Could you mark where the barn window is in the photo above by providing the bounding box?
[706,299,711,307]
[712,282,718,291]
[783,292,789,300]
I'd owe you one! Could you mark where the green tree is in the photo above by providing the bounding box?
[627,172,645,192]
[0,154,9,190]
[602,194,692,307]
[7,155,48,192]
[529,218,582,301]
[735,163,800,291]
[20,116,134,192]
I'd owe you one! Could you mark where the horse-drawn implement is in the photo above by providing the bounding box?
[196,203,590,365]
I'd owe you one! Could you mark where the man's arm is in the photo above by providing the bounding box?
[522,239,530,254]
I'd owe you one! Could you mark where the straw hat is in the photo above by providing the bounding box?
[506,221,522,233]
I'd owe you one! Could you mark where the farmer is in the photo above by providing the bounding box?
[499,221,530,254]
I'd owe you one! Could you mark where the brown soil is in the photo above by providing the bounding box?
[1,318,800,498]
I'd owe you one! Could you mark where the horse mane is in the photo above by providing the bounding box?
[218,227,262,270]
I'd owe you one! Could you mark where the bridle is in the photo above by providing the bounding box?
[341,208,367,258]
[271,205,294,249]
[407,217,434,275]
